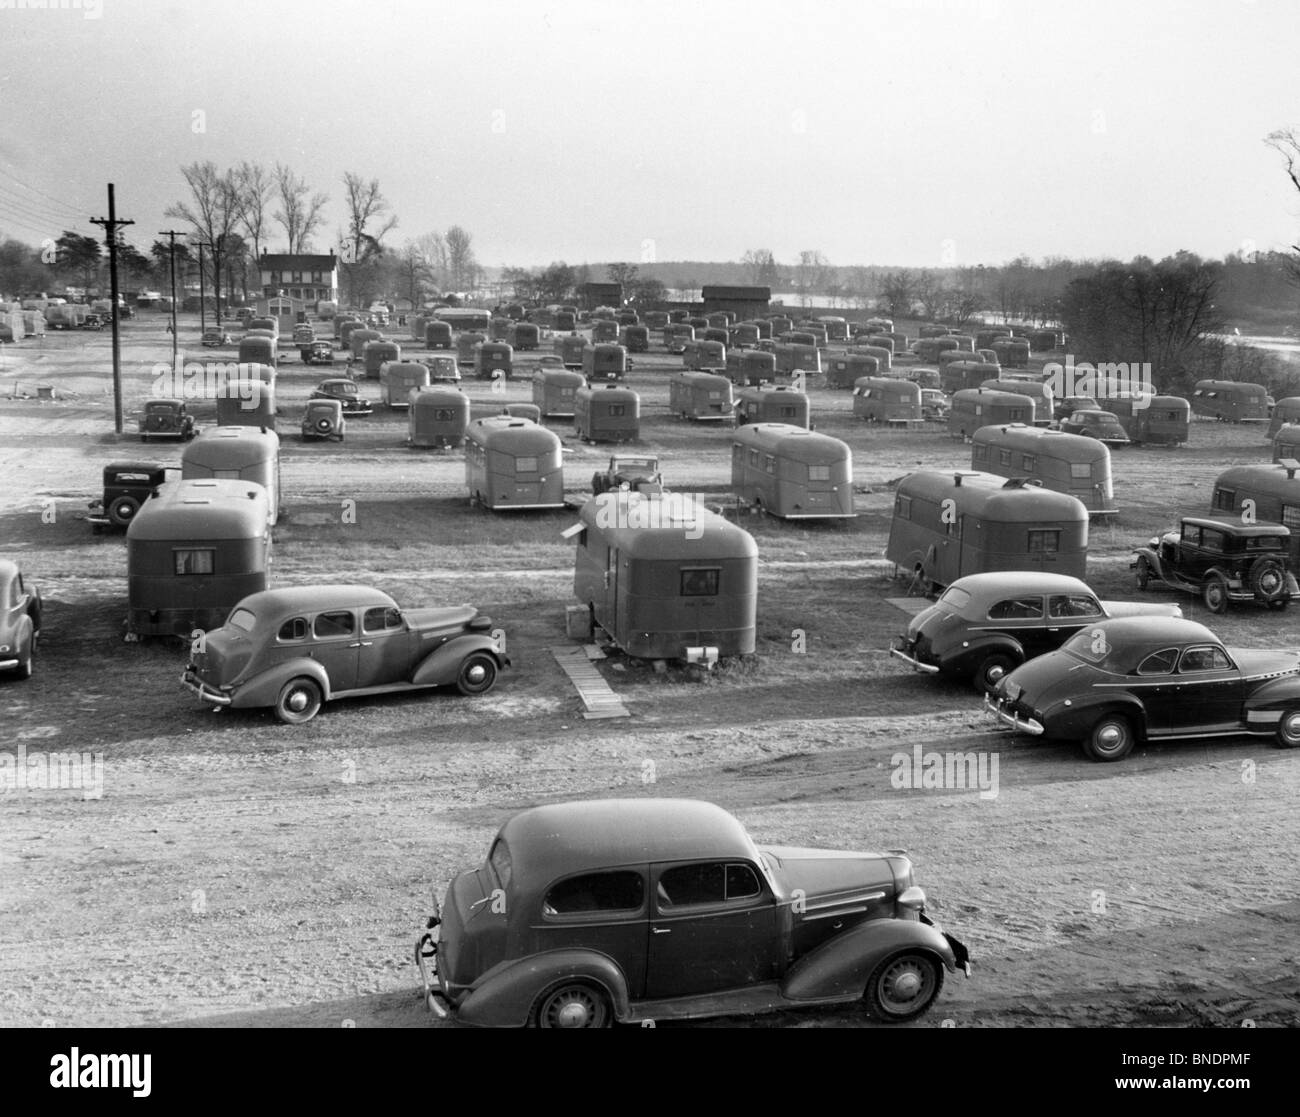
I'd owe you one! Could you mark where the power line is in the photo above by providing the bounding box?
[0,165,88,219]
[0,184,92,229]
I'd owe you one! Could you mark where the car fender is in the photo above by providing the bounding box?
[456,949,632,1027]
[228,658,333,708]
[781,918,958,1001]
[1243,675,1300,727]
[411,635,505,687]
[1042,692,1148,741]
[27,586,42,635]
[1132,544,1162,577]
[949,634,1025,676]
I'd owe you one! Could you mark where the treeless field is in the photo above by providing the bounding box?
[1,313,1298,1028]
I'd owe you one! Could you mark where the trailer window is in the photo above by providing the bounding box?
[607,404,627,417]
[1007,409,1025,422]
[750,449,761,467]
[765,455,776,474]
[1283,504,1300,530]
[1212,488,1235,512]
[1070,463,1092,479]
[808,464,831,481]
[1022,455,1036,470]
[1027,530,1060,553]
[173,548,215,575]
[973,444,988,462]
[681,568,720,596]
[515,457,538,473]
[313,611,355,638]
[998,449,1012,466]
[896,495,912,519]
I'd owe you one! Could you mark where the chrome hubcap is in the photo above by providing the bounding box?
[466,664,487,684]
[1284,713,1300,738]
[551,995,592,1027]
[1098,724,1123,748]
[288,691,309,712]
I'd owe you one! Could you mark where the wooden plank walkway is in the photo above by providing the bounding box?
[550,645,631,719]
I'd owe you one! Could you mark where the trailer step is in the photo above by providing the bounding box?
[551,646,631,719]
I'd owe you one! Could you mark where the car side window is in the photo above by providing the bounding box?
[363,606,403,633]
[313,610,355,639]
[543,871,644,916]
[277,617,308,642]
[658,862,764,908]
[1048,594,1103,619]
[1136,648,1179,675]
[1179,646,1232,673]
[988,597,1043,620]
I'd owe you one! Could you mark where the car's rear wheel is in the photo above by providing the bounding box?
[275,677,322,724]
[455,652,498,696]
[532,982,611,1029]
[974,652,1017,694]
[1202,575,1229,615]
[1082,712,1136,762]
[864,951,944,1022]
[1249,556,1287,603]
[1276,708,1300,748]
[1135,557,1150,590]
[109,495,141,528]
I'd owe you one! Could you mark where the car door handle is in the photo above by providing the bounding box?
[348,641,373,648]
[652,927,671,934]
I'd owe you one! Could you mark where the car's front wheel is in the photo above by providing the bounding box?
[1082,712,1136,762]
[532,982,611,1029]
[974,652,1017,695]
[1276,708,1300,748]
[275,677,323,724]
[864,951,944,1022]
[455,652,498,696]
[1202,574,1229,615]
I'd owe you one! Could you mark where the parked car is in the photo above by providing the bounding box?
[1132,516,1300,613]
[919,388,950,421]
[426,355,461,383]
[309,378,373,416]
[415,798,970,1027]
[891,572,1182,693]
[82,313,105,330]
[182,585,507,724]
[1058,408,1130,447]
[86,461,170,532]
[591,454,663,495]
[986,616,1300,761]
[139,398,196,442]
[292,324,315,346]
[301,399,345,442]
[0,559,41,680]
[302,340,335,366]
[201,329,231,348]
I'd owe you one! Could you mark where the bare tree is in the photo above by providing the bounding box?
[1265,128,1300,286]
[233,162,273,261]
[165,161,242,322]
[876,270,916,318]
[272,164,328,254]
[741,248,779,288]
[914,271,948,321]
[445,225,478,291]
[396,238,439,308]
[342,171,398,260]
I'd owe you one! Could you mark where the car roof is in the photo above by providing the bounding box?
[497,799,760,882]
[228,584,397,619]
[1080,616,1220,646]
[947,572,1092,598]
[1181,516,1290,537]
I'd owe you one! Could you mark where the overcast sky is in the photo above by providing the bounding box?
[1,0,1299,271]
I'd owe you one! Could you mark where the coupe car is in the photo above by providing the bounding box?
[182,585,507,724]
[985,616,1300,761]
[415,798,969,1027]
[1058,408,1130,447]
[0,559,41,680]
[891,572,1181,693]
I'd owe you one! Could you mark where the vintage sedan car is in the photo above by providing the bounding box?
[301,399,345,442]
[302,340,335,366]
[1133,516,1300,613]
[139,398,196,442]
[0,559,42,680]
[1058,408,1130,447]
[985,616,1300,761]
[891,572,1182,693]
[919,388,950,421]
[426,355,461,383]
[201,329,231,348]
[415,798,969,1028]
[86,461,170,532]
[182,585,507,724]
[309,378,373,416]
[591,454,664,496]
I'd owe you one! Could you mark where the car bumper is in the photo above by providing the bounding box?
[984,693,1044,735]
[889,646,941,674]
[180,670,233,706]
[414,919,450,1018]
[0,658,19,671]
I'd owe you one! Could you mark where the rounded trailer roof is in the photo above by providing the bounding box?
[182,425,279,468]
[897,470,1090,521]
[411,387,468,407]
[468,416,561,451]
[578,492,758,559]
[576,384,639,403]
[973,423,1110,460]
[733,423,850,462]
[127,479,269,539]
[498,799,760,883]
[673,370,731,388]
[534,369,586,386]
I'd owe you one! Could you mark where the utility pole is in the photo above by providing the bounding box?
[91,183,134,435]
[159,229,186,369]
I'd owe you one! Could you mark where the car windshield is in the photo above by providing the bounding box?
[227,608,256,633]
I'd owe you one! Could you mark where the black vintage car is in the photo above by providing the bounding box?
[309,378,373,416]
[138,398,196,442]
[986,616,1300,761]
[87,461,171,532]
[1132,516,1300,613]
[0,558,41,679]
[891,572,1180,693]
[591,454,664,496]
[416,798,969,1027]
